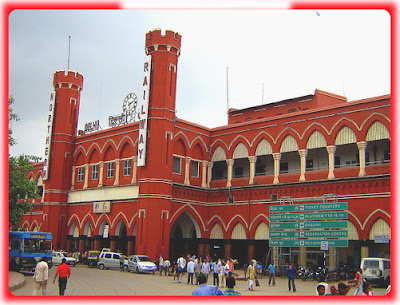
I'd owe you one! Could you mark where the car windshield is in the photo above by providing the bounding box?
[137,256,152,262]
[88,252,99,258]
[61,252,68,257]
[22,238,52,254]
[364,260,379,268]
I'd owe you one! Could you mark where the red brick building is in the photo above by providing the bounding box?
[23,29,390,270]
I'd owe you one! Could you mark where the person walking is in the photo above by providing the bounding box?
[224,276,241,295]
[163,258,171,276]
[159,254,164,275]
[268,261,276,286]
[53,258,71,295]
[192,272,224,295]
[354,268,363,295]
[32,258,49,295]
[287,262,297,292]
[202,259,210,282]
[247,260,257,291]
[227,258,234,277]
[187,258,195,285]
[218,260,227,288]
[211,259,219,287]
[119,254,126,272]
[177,255,186,283]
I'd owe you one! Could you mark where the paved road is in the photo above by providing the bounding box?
[11,264,388,296]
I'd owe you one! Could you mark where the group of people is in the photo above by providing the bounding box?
[33,258,71,296]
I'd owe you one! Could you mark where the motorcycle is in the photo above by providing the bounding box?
[300,267,315,281]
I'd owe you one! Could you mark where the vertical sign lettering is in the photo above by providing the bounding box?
[43,93,55,180]
[137,55,151,166]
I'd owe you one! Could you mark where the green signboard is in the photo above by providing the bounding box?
[270,211,347,221]
[269,239,348,247]
[270,230,348,238]
[269,220,348,230]
[269,202,347,213]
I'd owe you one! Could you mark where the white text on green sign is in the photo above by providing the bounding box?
[270,211,348,221]
[269,230,348,238]
[269,239,348,247]
[269,202,347,213]
[269,220,348,230]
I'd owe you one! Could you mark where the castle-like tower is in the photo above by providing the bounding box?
[42,71,84,249]
[135,30,181,258]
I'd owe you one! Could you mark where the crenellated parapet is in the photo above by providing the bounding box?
[53,70,84,91]
[145,29,181,56]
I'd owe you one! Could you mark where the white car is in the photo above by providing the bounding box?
[52,251,77,266]
[127,255,157,273]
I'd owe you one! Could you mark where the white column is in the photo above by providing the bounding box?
[98,161,104,187]
[299,149,308,182]
[357,141,367,177]
[114,159,120,186]
[226,159,234,188]
[131,156,138,184]
[273,153,281,184]
[248,156,257,185]
[71,166,76,190]
[184,157,191,185]
[83,164,89,189]
[201,161,208,188]
[326,145,336,180]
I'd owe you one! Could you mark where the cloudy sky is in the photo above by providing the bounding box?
[8,7,391,159]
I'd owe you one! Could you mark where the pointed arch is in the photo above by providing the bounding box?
[209,223,224,239]
[280,134,299,153]
[233,142,249,159]
[231,222,247,239]
[369,218,391,240]
[348,220,359,240]
[366,121,390,141]
[255,139,273,156]
[254,222,269,240]
[211,146,227,162]
[335,126,357,145]
[306,130,327,149]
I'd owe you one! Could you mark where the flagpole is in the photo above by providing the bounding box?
[226,67,229,124]
[68,36,71,70]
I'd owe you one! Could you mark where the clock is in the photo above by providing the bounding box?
[123,93,138,122]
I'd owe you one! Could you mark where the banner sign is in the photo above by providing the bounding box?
[269,202,348,213]
[270,211,348,221]
[137,55,151,166]
[93,201,111,213]
[43,93,55,180]
[269,239,348,248]
[269,220,348,230]
[270,230,348,238]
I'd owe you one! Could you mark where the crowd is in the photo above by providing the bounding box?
[31,252,389,296]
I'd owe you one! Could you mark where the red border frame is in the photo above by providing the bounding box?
[3,1,396,304]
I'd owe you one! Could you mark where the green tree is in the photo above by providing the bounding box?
[9,155,37,230]
[8,96,39,229]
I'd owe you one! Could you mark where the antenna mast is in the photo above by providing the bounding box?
[67,35,71,70]
[226,67,229,124]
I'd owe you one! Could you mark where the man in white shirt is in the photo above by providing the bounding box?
[177,255,186,283]
[33,258,49,295]
[163,258,171,276]
[187,258,195,284]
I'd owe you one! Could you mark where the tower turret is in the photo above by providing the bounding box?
[136,29,181,259]
[42,70,83,249]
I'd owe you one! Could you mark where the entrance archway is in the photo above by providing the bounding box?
[169,211,201,260]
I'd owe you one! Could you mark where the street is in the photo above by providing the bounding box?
[10,264,388,297]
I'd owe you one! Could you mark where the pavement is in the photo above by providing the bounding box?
[9,271,26,292]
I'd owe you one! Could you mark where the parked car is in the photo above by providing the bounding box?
[52,251,77,266]
[87,250,101,268]
[127,255,157,274]
[97,251,127,270]
[361,257,390,286]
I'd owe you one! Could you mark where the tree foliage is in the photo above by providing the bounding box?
[8,96,40,229]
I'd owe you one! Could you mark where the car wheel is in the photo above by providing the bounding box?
[99,264,105,270]
[136,267,140,273]
[123,265,128,272]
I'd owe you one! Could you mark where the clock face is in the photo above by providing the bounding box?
[123,93,138,123]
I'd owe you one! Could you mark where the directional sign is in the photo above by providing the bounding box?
[269,230,348,238]
[269,239,348,247]
[270,211,347,221]
[269,220,348,230]
[269,202,348,213]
